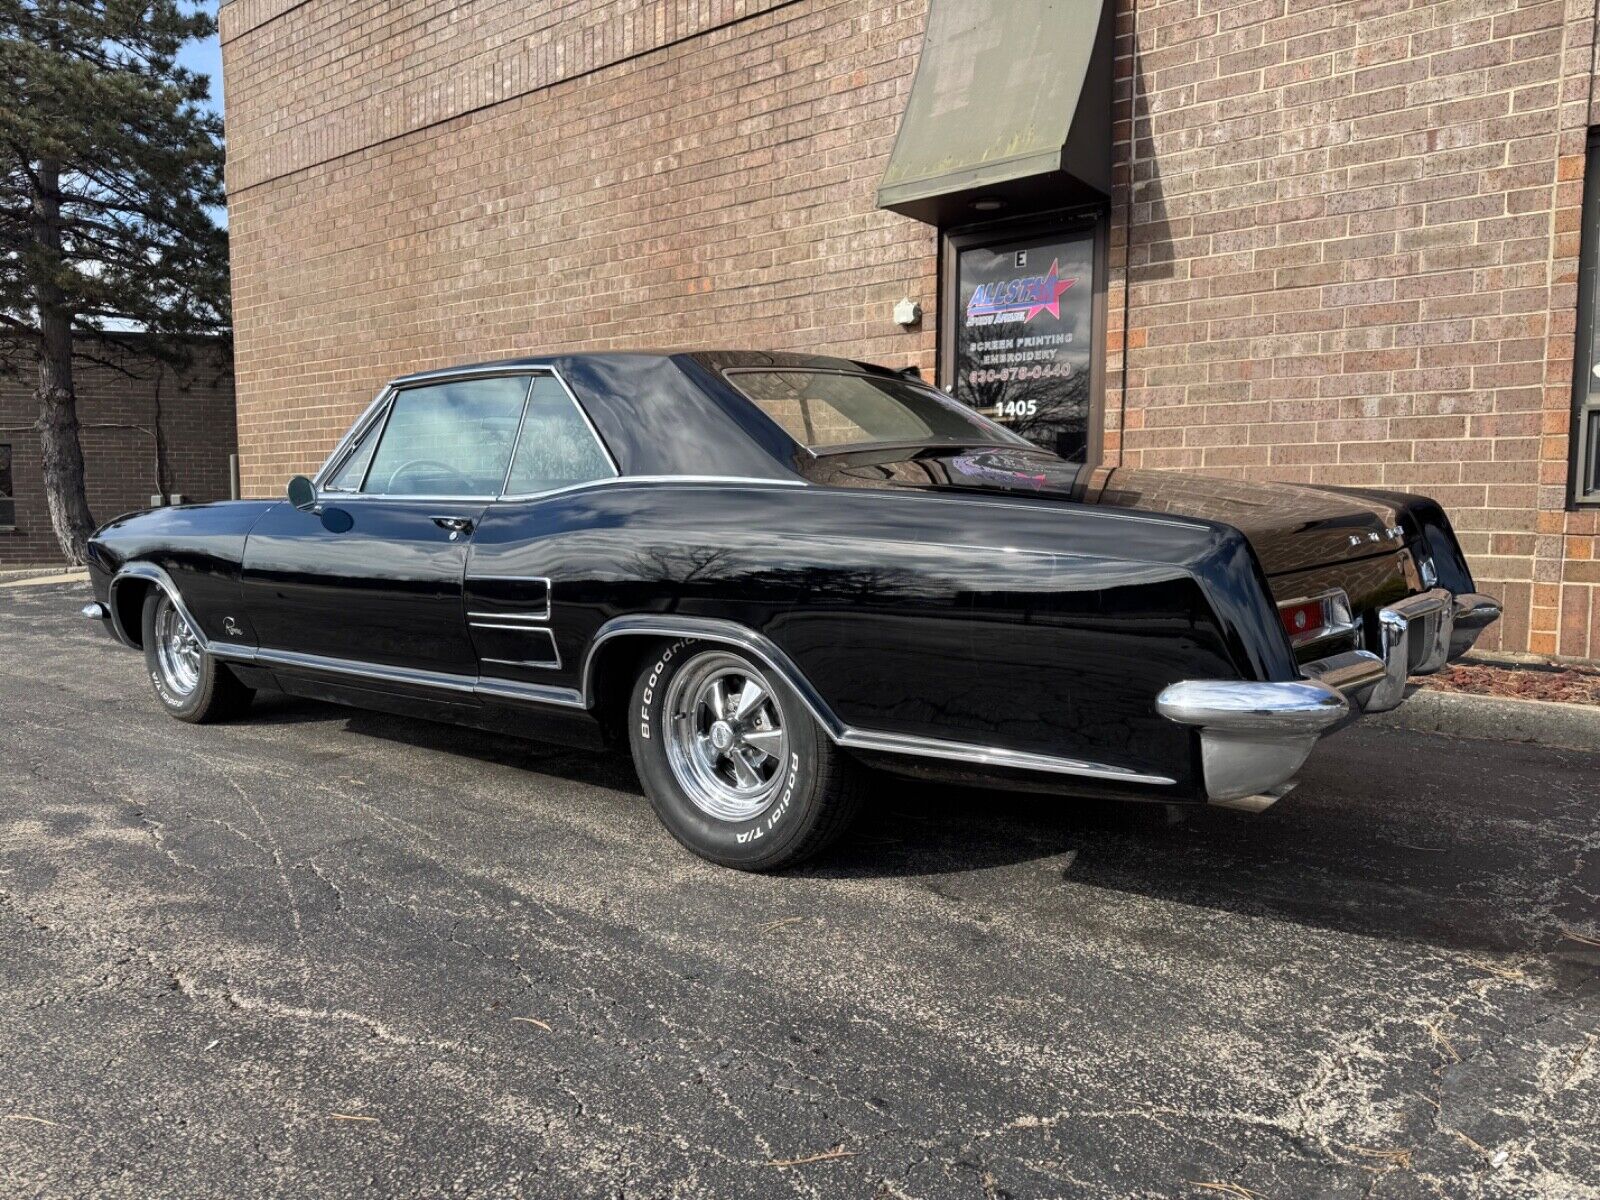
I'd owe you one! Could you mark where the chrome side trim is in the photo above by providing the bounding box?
[834,727,1176,784]
[205,642,258,664]
[582,616,844,735]
[108,564,206,652]
[475,675,585,707]
[203,614,1169,784]
[315,474,810,507]
[238,647,478,694]
[495,474,808,503]
[317,492,501,502]
[1156,677,1349,803]
[582,615,1171,785]
[480,628,562,669]
[464,575,552,621]
[221,644,588,707]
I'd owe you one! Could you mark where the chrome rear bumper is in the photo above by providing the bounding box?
[1361,588,1501,713]
[1156,677,1351,807]
[1158,587,1500,808]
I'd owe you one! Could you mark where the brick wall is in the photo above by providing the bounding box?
[221,0,1600,660]
[1107,0,1599,658]
[221,0,939,500]
[0,339,236,566]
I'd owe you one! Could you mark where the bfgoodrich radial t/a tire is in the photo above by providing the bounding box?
[628,639,866,870]
[140,588,253,724]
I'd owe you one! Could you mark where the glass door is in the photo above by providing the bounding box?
[941,214,1104,463]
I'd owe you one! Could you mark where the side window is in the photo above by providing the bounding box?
[362,377,530,496]
[323,417,382,492]
[503,376,615,495]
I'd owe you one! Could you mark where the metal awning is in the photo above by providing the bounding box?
[877,0,1113,226]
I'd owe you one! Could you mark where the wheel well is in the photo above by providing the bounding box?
[111,578,153,649]
[586,634,671,744]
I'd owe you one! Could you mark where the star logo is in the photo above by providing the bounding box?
[1024,259,1076,321]
[965,258,1079,324]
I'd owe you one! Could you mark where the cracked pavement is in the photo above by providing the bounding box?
[1,581,1597,1198]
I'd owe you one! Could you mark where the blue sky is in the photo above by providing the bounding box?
[176,1,223,115]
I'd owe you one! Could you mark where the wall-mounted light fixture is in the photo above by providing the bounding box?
[893,298,922,328]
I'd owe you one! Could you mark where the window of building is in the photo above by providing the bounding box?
[361,376,530,497]
[940,213,1105,464]
[502,375,615,495]
[0,443,13,527]
[1571,129,1600,504]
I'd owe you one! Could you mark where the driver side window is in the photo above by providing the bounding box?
[361,377,530,496]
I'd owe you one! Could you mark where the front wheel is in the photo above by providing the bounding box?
[141,588,253,723]
[627,640,866,871]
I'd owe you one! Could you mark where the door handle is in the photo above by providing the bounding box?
[431,515,475,540]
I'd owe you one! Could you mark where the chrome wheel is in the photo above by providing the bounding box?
[663,651,790,822]
[154,594,203,698]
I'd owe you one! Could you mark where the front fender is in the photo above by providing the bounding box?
[86,500,279,648]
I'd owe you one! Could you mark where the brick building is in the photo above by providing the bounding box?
[0,338,236,566]
[221,0,1600,660]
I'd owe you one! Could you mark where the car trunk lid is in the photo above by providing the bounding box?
[800,445,1411,577]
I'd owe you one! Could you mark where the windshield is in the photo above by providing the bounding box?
[727,369,1031,452]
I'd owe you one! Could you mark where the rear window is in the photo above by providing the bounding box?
[727,370,1027,452]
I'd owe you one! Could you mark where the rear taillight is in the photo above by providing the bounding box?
[1278,589,1355,648]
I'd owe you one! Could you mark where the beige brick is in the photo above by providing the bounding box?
[221,0,1600,658]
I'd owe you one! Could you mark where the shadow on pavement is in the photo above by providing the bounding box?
[236,691,1598,959]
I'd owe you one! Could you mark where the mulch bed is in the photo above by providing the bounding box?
[1421,660,1600,706]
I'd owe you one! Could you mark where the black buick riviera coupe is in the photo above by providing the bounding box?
[82,351,1500,870]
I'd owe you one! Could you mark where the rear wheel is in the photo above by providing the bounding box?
[627,640,865,870]
[140,589,253,723]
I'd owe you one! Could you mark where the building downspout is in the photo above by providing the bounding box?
[1117,0,1138,468]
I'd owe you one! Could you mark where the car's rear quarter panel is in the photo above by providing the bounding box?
[470,481,1289,796]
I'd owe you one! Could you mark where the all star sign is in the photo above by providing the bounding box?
[964,258,1078,326]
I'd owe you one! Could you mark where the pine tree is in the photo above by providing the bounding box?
[0,0,228,563]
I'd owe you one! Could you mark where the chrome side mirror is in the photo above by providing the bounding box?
[287,475,319,512]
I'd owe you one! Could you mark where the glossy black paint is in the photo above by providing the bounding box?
[465,478,1271,794]
[85,350,1489,802]
[87,500,276,646]
[795,444,1422,579]
[241,498,486,673]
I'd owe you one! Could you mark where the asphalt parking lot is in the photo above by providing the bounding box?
[2,581,1597,1199]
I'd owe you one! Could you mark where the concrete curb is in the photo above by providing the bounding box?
[0,570,88,588]
[1368,687,1600,752]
